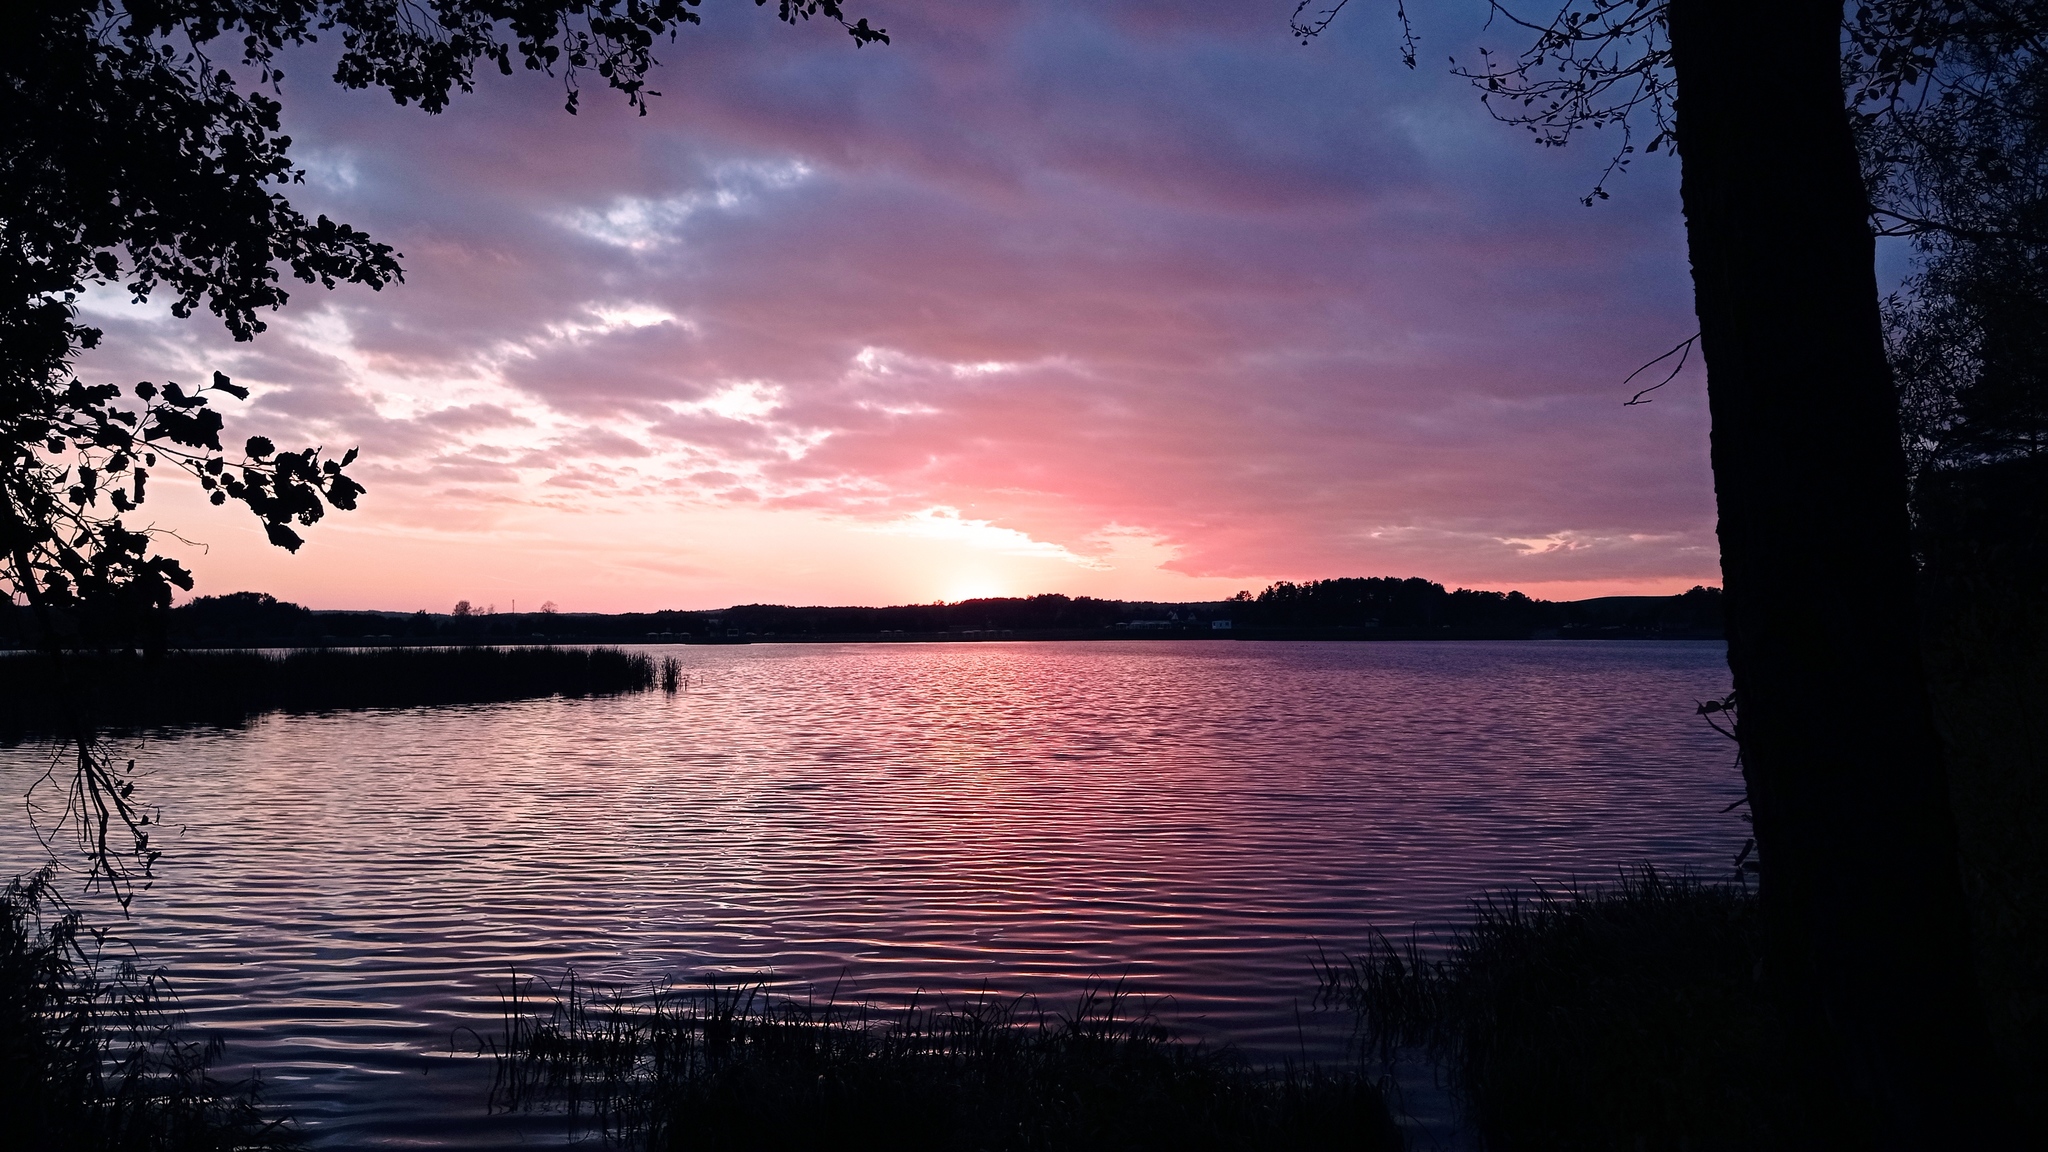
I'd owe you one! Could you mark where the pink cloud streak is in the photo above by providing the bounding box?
[73,1,1717,612]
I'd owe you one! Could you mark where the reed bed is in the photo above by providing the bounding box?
[486,975,1400,1151]
[1317,867,1853,1151]
[0,869,297,1150]
[0,646,655,742]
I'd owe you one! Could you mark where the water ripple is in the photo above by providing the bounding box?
[1,640,1734,1148]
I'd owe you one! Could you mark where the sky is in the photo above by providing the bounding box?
[77,0,1719,613]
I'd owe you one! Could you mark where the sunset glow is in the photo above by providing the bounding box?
[76,1,1715,612]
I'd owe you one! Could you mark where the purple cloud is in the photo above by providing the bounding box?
[73,1,1716,610]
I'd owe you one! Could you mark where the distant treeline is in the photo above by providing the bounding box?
[0,647,654,742]
[0,579,1722,649]
[1240,578,1722,635]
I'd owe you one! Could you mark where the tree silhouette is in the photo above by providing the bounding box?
[1871,5,2048,1114]
[1875,8,2048,477]
[1666,4,2011,1141]
[1295,0,2031,1140]
[5,1,884,642]
[4,0,881,897]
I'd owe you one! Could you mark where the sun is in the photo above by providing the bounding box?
[939,575,1011,603]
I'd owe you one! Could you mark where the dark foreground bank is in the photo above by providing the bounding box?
[6,864,1851,1151]
[1,870,297,1151]
[0,646,655,742]
[1320,868,1856,1151]
[489,977,1401,1152]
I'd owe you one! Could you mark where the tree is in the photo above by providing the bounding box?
[1868,7,2048,1113]
[1294,0,2027,1140]
[1871,8,2048,478]
[4,0,886,637]
[4,0,882,898]
[1665,4,2007,1140]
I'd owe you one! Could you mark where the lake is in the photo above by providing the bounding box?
[0,639,1737,1147]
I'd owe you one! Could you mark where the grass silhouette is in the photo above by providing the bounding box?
[487,974,1401,1151]
[0,646,655,741]
[0,869,298,1150]
[1318,867,1858,1150]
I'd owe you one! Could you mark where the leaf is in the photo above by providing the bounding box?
[325,474,365,510]
[245,436,275,458]
[263,521,304,552]
[210,371,249,400]
[145,406,224,450]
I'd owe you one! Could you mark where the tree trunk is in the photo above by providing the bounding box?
[1664,1,2008,1142]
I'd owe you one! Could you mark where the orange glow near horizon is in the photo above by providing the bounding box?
[90,6,1720,614]
[155,469,1714,613]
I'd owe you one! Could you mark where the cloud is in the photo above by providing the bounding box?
[72,0,1718,610]
[873,506,1110,569]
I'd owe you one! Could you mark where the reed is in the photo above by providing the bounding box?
[485,975,1400,1151]
[0,646,655,741]
[1318,867,1852,1151]
[0,869,297,1150]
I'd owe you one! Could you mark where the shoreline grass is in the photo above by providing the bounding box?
[0,868,297,1150]
[1318,867,1858,1151]
[486,974,1401,1151]
[0,646,656,742]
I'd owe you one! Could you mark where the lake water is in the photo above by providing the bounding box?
[1,640,1737,1147]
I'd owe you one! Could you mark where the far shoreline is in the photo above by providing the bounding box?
[14,628,1728,651]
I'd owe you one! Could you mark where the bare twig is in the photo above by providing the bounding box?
[1621,332,1700,406]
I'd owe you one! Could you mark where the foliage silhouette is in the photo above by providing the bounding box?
[1880,41,2048,1099]
[3,0,880,941]
[1878,13,2048,478]
[5,1,883,637]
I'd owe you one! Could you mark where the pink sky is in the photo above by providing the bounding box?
[78,1,1718,613]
